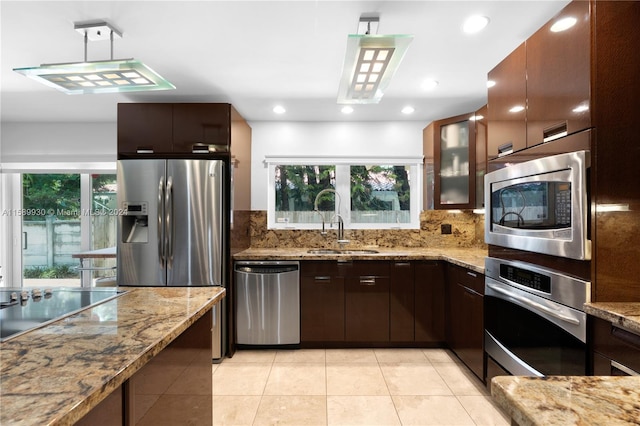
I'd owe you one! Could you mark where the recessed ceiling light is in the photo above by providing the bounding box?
[421,79,439,90]
[401,106,415,114]
[486,80,496,88]
[273,105,286,114]
[463,15,490,34]
[550,17,577,33]
[341,106,354,114]
[509,105,525,113]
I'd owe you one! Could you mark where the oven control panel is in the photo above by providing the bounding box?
[500,264,551,293]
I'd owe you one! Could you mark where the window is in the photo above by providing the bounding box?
[267,156,422,230]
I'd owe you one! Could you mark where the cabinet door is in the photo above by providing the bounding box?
[173,103,230,153]
[345,274,390,342]
[526,0,591,146]
[300,274,345,342]
[390,261,415,342]
[117,103,173,155]
[487,42,526,159]
[414,261,445,343]
[474,106,487,208]
[434,113,477,209]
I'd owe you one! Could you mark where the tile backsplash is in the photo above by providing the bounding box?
[248,210,486,249]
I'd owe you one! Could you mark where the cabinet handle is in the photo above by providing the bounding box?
[497,142,513,157]
[466,271,478,278]
[542,122,568,143]
[611,360,639,376]
[394,262,411,267]
[136,148,154,154]
[360,277,376,286]
[314,276,331,282]
[462,286,482,297]
[611,325,640,350]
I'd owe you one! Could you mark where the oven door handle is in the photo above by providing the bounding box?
[486,282,580,326]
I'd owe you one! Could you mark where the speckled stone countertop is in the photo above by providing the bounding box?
[233,247,488,274]
[584,302,640,334]
[0,286,225,426]
[492,375,640,426]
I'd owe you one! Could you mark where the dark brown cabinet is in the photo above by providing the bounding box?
[487,42,526,159]
[424,108,486,210]
[526,0,591,147]
[390,262,415,342]
[118,103,234,156]
[300,261,347,342]
[446,264,485,380]
[345,262,390,342]
[414,261,446,344]
[590,316,640,376]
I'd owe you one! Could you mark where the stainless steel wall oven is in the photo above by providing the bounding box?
[484,257,591,377]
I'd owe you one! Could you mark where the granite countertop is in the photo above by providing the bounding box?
[584,302,640,334]
[233,247,488,274]
[492,375,640,426]
[0,286,225,426]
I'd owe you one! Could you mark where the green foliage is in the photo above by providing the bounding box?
[22,174,80,220]
[276,166,335,211]
[24,264,79,279]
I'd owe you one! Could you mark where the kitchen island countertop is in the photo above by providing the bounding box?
[233,247,487,274]
[0,286,225,426]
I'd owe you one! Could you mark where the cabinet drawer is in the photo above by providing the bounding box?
[448,264,484,295]
[300,260,353,277]
[591,316,640,374]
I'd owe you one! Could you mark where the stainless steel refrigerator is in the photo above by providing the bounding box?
[116,158,227,357]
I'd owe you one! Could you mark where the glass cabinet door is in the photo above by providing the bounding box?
[438,119,471,206]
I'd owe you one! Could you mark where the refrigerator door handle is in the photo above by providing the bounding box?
[158,178,165,268]
[166,176,174,267]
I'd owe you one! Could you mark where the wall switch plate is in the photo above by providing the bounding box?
[441,224,452,234]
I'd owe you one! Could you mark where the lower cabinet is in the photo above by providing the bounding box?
[415,261,446,344]
[446,263,485,381]
[590,316,640,376]
[390,262,415,342]
[300,261,346,342]
[345,262,390,342]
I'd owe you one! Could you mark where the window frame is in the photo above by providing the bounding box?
[266,155,423,230]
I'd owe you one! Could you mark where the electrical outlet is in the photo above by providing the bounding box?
[441,224,452,234]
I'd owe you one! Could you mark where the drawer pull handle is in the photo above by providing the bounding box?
[466,271,478,278]
[360,278,376,286]
[314,276,331,282]
[611,326,640,350]
[395,262,411,267]
[611,360,639,376]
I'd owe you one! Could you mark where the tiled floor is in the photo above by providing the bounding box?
[212,348,510,425]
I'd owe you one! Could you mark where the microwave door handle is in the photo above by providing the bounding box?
[486,282,580,326]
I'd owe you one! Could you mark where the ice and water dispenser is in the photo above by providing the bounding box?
[121,202,149,243]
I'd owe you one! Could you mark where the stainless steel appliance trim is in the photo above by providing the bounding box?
[611,360,639,376]
[484,257,590,310]
[485,330,543,377]
[485,276,587,342]
[484,148,591,260]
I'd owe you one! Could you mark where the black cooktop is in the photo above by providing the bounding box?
[0,287,123,342]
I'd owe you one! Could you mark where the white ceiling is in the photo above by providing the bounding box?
[1,1,570,124]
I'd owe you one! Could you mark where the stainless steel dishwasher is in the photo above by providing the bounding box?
[235,261,300,345]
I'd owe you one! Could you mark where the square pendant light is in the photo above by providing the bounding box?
[337,23,413,104]
[13,20,175,95]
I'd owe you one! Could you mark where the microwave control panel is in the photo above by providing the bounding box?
[554,184,571,225]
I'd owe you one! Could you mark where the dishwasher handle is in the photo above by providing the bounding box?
[235,265,298,274]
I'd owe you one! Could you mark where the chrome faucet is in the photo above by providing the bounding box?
[331,213,350,245]
[313,189,349,245]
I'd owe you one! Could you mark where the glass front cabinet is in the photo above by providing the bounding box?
[424,111,484,210]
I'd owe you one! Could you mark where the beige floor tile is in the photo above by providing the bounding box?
[213,395,260,426]
[422,348,461,364]
[326,348,378,363]
[374,348,429,364]
[457,395,511,425]
[392,395,476,426]
[254,395,327,425]
[213,363,272,395]
[380,363,452,396]
[137,394,212,426]
[264,363,327,395]
[328,395,400,425]
[433,363,487,396]
[327,363,389,395]
[224,349,277,363]
[275,349,326,363]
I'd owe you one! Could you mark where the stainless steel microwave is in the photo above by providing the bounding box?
[485,150,591,260]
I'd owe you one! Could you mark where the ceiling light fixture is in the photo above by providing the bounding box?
[463,15,490,34]
[401,106,415,114]
[273,105,286,114]
[13,20,175,95]
[421,79,439,91]
[341,106,354,114]
[337,15,413,104]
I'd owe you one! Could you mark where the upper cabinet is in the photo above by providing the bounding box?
[487,1,591,159]
[424,107,486,210]
[118,103,234,156]
[487,42,526,159]
[526,0,591,147]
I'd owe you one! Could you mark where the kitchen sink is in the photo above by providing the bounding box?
[306,249,379,255]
